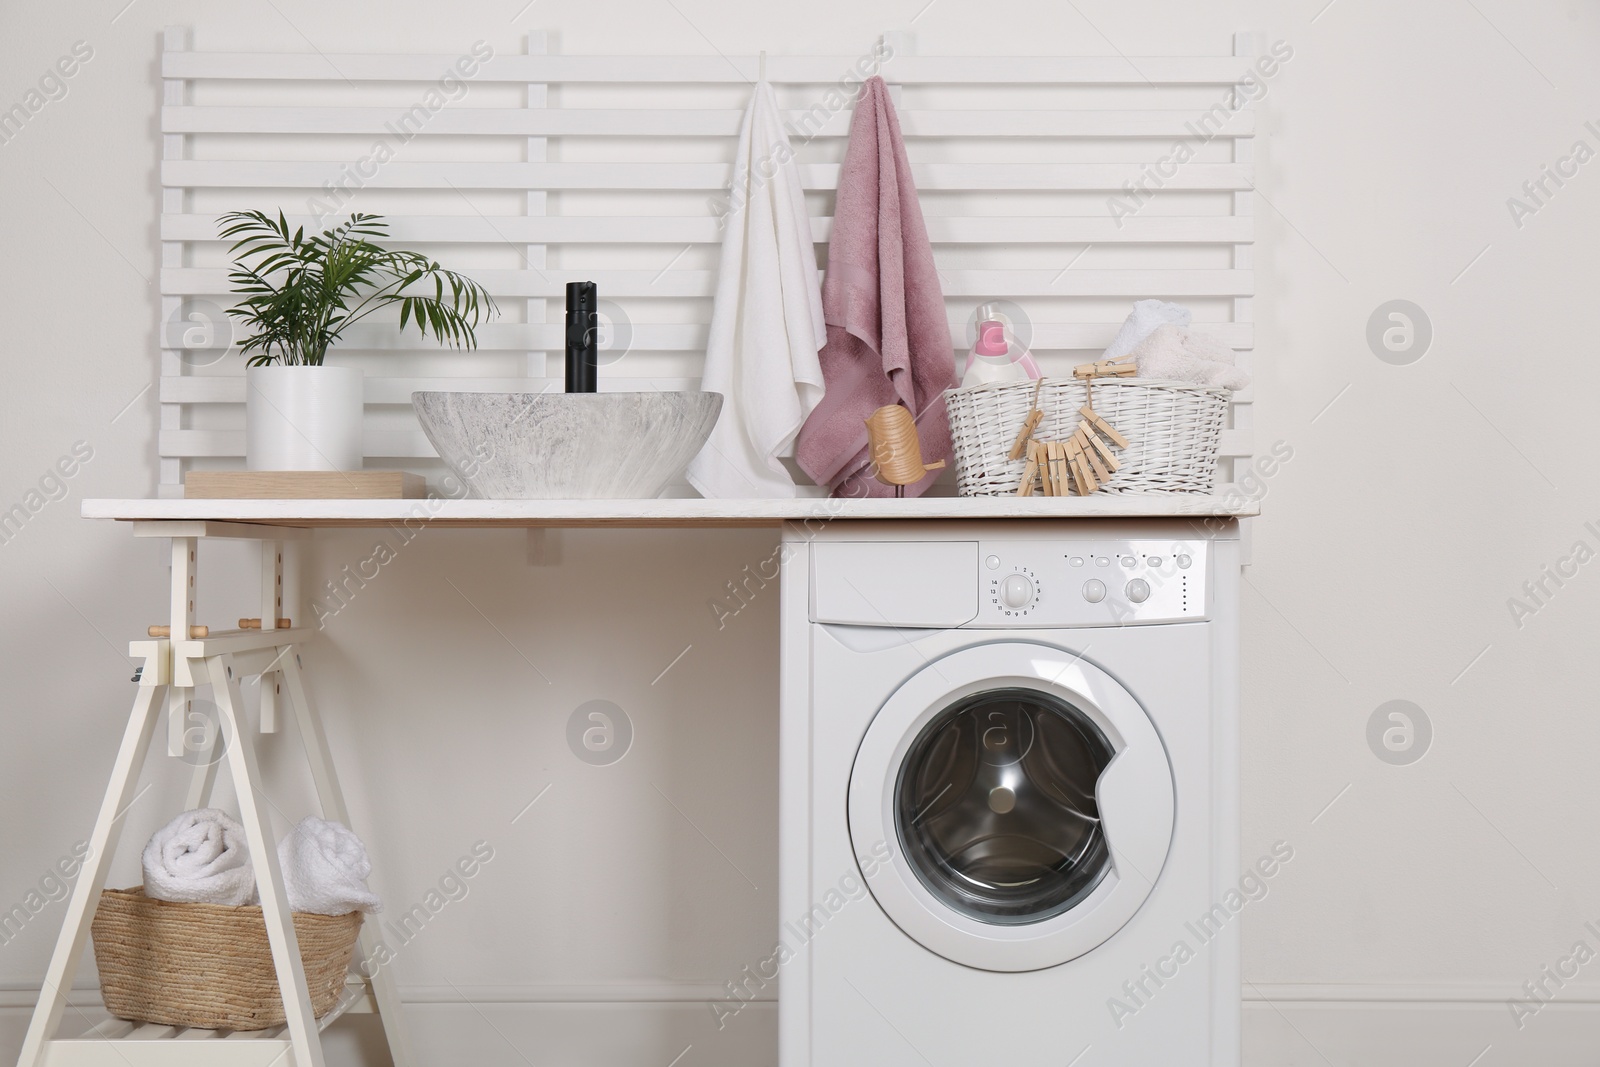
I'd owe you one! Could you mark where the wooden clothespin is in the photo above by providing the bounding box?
[1010,368,1133,498]
[1067,358,1132,495]
[1017,438,1041,496]
[1007,377,1047,461]
[1078,420,1120,472]
[1065,436,1095,495]
[1074,424,1111,483]
[1079,405,1129,449]
[1073,357,1137,380]
[1051,441,1070,497]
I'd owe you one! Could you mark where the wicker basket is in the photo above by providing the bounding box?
[946,377,1229,496]
[91,888,361,1030]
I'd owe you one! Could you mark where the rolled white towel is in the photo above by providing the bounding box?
[1103,299,1192,362]
[142,808,256,907]
[1130,324,1251,391]
[278,817,382,915]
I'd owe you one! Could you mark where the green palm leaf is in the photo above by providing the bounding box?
[219,210,498,366]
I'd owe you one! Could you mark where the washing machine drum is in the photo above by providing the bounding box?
[849,642,1176,972]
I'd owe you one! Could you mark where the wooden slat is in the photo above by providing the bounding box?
[163,52,1250,86]
[868,55,1251,85]
[165,213,1254,246]
[159,426,1255,461]
[41,1039,294,1065]
[162,267,1252,299]
[161,319,1250,362]
[160,26,190,492]
[1228,33,1258,512]
[162,345,1252,406]
[173,322,710,353]
[163,375,702,404]
[165,319,1251,356]
[162,160,1252,192]
[162,105,1253,138]
[158,429,427,458]
[224,1026,284,1039]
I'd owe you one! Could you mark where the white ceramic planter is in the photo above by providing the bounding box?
[245,364,364,471]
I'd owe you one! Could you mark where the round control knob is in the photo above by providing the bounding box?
[1000,573,1035,609]
[1177,554,1192,569]
[1126,578,1151,604]
[1082,579,1106,604]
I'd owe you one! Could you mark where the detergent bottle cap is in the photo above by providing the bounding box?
[975,321,1009,357]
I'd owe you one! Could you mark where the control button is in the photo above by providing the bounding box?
[985,555,1002,570]
[1069,556,1085,567]
[1082,579,1106,603]
[1126,579,1151,604]
[1000,573,1035,609]
[1095,556,1110,567]
[1177,554,1192,569]
[1121,556,1136,568]
[1148,555,1163,567]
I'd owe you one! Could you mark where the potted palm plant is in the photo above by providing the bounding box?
[222,211,495,471]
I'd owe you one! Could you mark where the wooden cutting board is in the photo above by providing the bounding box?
[184,471,427,499]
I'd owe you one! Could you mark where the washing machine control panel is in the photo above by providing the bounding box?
[978,539,1207,626]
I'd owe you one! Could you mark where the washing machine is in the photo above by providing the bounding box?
[777,520,1240,1066]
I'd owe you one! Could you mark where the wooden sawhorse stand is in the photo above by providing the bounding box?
[16,521,412,1067]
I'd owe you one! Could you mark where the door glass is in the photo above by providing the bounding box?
[895,687,1116,925]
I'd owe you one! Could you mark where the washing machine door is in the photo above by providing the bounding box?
[848,641,1175,972]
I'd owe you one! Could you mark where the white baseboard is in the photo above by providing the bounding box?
[1245,1000,1600,1066]
[14,978,1583,1008]
[0,980,775,1009]
[1247,982,1600,1003]
[0,982,779,1067]
[7,983,1597,1066]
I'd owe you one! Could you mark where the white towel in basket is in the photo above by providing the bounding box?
[142,808,256,907]
[1129,324,1251,391]
[277,816,382,915]
[1103,299,1192,362]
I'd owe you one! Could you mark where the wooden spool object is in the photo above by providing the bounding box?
[239,618,293,630]
[865,405,946,492]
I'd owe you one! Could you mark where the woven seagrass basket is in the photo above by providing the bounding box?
[91,887,361,1030]
[945,377,1229,496]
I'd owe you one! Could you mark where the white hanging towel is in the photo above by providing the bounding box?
[686,80,826,498]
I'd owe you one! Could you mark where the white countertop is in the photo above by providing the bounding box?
[82,494,1258,529]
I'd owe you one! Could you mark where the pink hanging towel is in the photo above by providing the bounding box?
[795,76,956,499]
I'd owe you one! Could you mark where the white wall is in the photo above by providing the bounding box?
[3,1,1599,1064]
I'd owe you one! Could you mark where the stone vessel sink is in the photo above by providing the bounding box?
[412,391,723,499]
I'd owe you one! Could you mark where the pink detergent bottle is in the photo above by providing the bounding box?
[960,320,1041,387]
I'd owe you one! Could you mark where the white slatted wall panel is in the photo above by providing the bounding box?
[157,29,1256,497]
